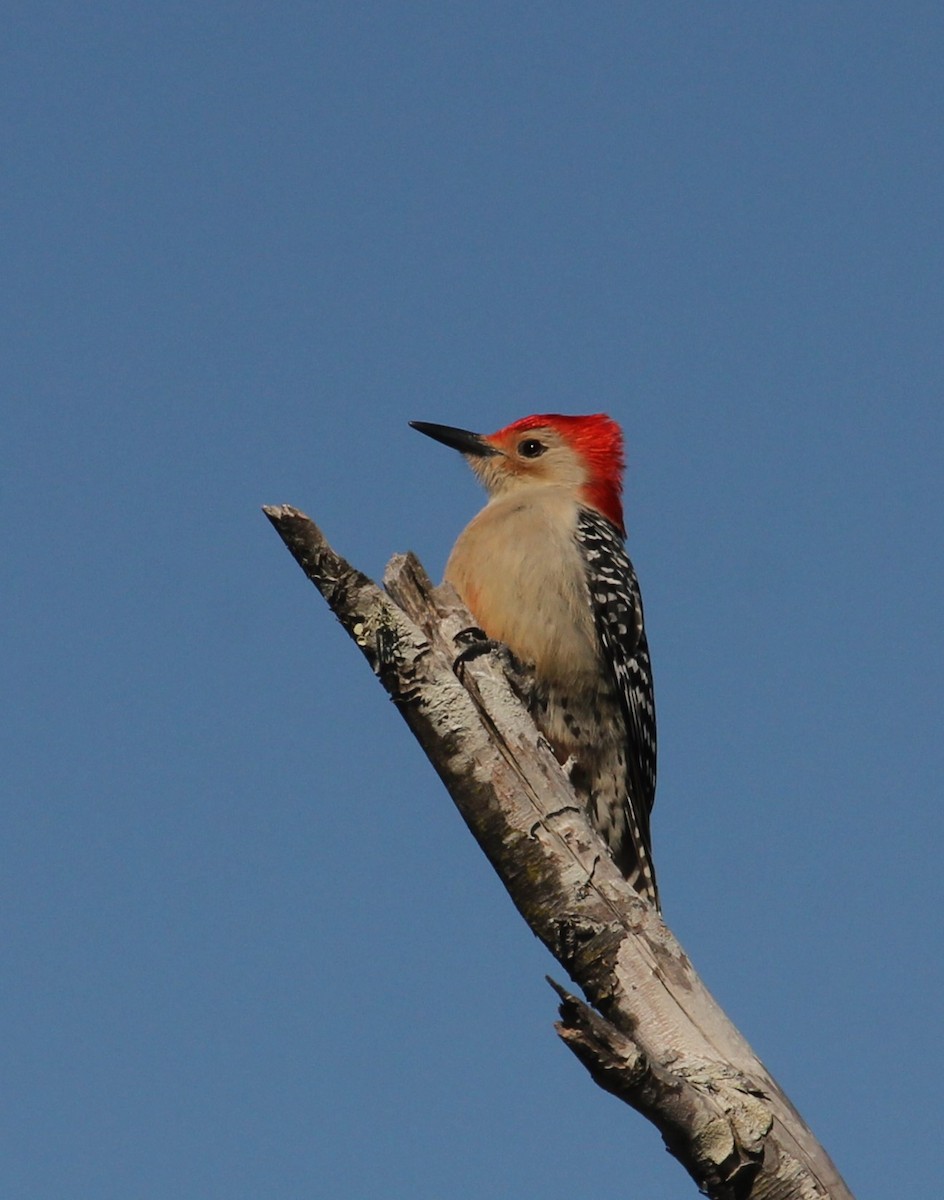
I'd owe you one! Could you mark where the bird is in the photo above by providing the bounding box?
[410,413,659,907]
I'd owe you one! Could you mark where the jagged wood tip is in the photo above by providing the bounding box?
[262,504,855,1200]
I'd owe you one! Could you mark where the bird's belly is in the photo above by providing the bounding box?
[444,503,600,689]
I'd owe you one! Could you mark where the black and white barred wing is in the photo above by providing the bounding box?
[577,507,659,905]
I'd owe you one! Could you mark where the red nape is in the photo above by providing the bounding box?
[489,412,626,533]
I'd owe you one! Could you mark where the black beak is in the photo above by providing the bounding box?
[409,421,498,457]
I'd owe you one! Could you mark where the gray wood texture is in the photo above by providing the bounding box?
[263,504,854,1200]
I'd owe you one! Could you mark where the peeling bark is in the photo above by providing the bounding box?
[263,505,854,1200]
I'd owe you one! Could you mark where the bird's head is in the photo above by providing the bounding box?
[410,412,625,533]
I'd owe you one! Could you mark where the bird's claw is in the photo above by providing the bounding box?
[452,627,533,700]
[452,627,506,675]
[453,626,493,659]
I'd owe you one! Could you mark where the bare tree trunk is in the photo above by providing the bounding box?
[263,504,854,1200]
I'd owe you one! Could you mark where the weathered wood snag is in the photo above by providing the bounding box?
[263,504,854,1200]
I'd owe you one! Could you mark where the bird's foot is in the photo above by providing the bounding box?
[452,627,534,700]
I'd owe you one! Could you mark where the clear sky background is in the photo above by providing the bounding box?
[4,5,942,1198]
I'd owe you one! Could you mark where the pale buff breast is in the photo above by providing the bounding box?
[444,487,601,687]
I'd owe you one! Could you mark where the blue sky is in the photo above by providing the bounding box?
[4,4,942,1197]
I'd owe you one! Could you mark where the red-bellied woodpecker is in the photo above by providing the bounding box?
[410,413,659,907]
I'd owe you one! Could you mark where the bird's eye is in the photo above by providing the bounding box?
[517,438,546,459]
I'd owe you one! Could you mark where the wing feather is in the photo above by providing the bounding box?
[577,508,659,905]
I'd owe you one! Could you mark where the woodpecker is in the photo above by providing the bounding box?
[410,413,659,907]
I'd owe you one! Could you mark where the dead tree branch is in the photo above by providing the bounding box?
[263,504,854,1200]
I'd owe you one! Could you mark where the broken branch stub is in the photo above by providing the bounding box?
[263,504,854,1200]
